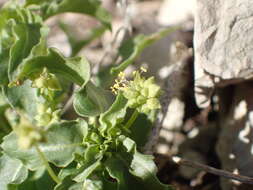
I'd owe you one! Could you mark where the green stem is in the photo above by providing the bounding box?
[125,110,139,129]
[110,26,180,75]
[35,144,61,184]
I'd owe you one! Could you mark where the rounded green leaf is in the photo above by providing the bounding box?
[0,154,28,190]
[105,155,161,190]
[118,136,174,190]
[73,82,113,117]
[3,80,39,120]
[1,120,88,170]
[9,20,42,82]
[0,3,43,85]
[15,47,90,86]
[99,93,128,135]
[17,169,55,190]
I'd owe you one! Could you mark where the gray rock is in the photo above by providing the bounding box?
[216,82,253,190]
[194,0,253,108]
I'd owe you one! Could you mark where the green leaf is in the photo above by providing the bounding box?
[105,155,154,190]
[56,162,84,190]
[83,179,103,190]
[105,157,128,190]
[8,17,42,82]
[111,27,178,75]
[99,93,128,135]
[14,45,90,86]
[54,176,78,190]
[72,144,103,182]
[2,80,39,121]
[17,169,55,190]
[69,183,85,190]
[1,120,87,170]
[25,0,111,29]
[73,159,101,183]
[129,152,170,190]
[0,3,43,85]
[0,3,90,86]
[118,136,174,190]
[59,177,108,190]
[94,65,115,89]
[58,162,78,181]
[129,112,154,148]
[73,82,113,117]
[0,154,28,190]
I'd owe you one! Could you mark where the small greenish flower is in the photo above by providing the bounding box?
[31,68,61,126]
[32,68,62,92]
[35,103,60,127]
[110,71,127,95]
[16,116,42,149]
[111,68,161,114]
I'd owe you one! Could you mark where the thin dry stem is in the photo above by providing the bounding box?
[172,156,253,185]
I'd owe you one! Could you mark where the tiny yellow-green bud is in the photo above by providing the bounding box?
[137,95,146,104]
[123,89,139,99]
[148,84,160,98]
[147,98,161,110]
[140,88,149,97]
[16,117,42,149]
[31,68,61,91]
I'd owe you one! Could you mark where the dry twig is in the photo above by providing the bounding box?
[172,156,253,185]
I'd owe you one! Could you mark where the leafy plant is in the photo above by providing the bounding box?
[0,0,174,189]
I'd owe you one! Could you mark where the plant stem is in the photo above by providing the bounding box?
[110,26,179,75]
[35,144,61,184]
[125,110,139,129]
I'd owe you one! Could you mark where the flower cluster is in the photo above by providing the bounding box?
[35,103,60,127]
[16,116,42,149]
[110,71,127,94]
[32,68,62,98]
[111,67,161,114]
[32,68,61,126]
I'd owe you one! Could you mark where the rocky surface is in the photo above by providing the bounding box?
[195,1,253,189]
[194,0,253,108]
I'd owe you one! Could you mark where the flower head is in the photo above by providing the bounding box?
[16,116,43,149]
[110,71,128,95]
[111,68,161,114]
[32,68,62,92]
[35,103,60,127]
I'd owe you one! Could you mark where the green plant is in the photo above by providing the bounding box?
[0,0,175,189]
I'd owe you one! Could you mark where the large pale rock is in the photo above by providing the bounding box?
[194,0,253,108]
